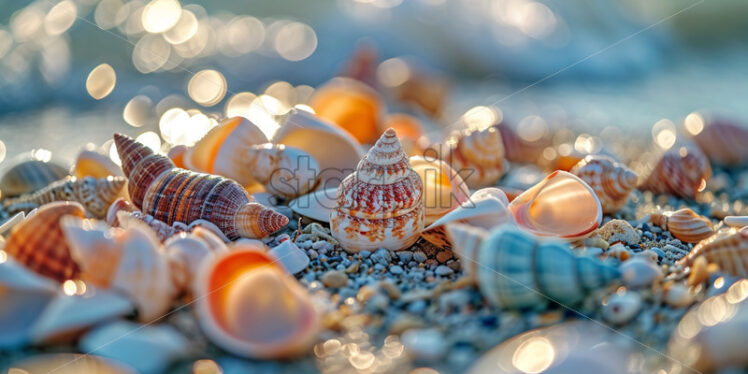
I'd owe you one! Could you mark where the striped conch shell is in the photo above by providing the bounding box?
[687,115,748,166]
[649,208,714,243]
[640,145,711,199]
[4,202,85,282]
[441,126,505,189]
[330,128,424,252]
[114,133,288,240]
[0,152,68,197]
[570,155,638,214]
[409,156,470,225]
[458,225,620,309]
[194,246,320,359]
[3,176,126,219]
[243,143,320,199]
[677,228,748,278]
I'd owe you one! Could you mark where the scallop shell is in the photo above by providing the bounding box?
[689,117,748,166]
[441,126,505,189]
[650,208,714,243]
[509,170,602,240]
[114,133,288,240]
[288,187,338,223]
[194,246,320,359]
[3,176,127,219]
[71,148,124,179]
[4,201,85,282]
[468,226,620,309]
[274,109,365,189]
[330,128,425,252]
[570,155,638,214]
[244,143,320,199]
[677,228,748,278]
[409,156,470,225]
[183,116,268,186]
[0,152,68,196]
[308,77,383,144]
[640,145,711,199]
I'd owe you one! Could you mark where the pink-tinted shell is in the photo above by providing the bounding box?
[650,208,714,244]
[678,229,748,278]
[640,146,711,199]
[691,118,748,166]
[570,155,637,214]
[443,126,505,188]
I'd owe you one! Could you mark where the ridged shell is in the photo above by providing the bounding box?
[690,117,748,166]
[330,128,425,252]
[650,208,714,243]
[0,153,68,197]
[570,155,638,214]
[194,246,320,359]
[509,170,602,240]
[3,176,126,219]
[444,223,489,278]
[308,77,382,144]
[677,228,748,278]
[640,146,711,199]
[4,201,85,282]
[409,156,470,225]
[244,143,320,199]
[114,133,288,240]
[71,149,124,179]
[472,226,620,309]
[442,126,505,189]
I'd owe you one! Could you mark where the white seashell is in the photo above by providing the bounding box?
[444,223,489,278]
[244,143,320,199]
[409,156,470,225]
[620,257,662,288]
[268,239,310,275]
[288,187,337,223]
[601,291,642,325]
[164,233,218,295]
[724,216,748,228]
[509,170,602,240]
[0,211,27,235]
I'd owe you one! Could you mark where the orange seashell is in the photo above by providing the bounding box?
[678,229,748,278]
[308,77,382,145]
[381,114,423,141]
[409,156,470,225]
[4,201,86,282]
[330,128,425,252]
[650,208,714,243]
[640,146,711,199]
[441,126,505,189]
[570,155,638,214]
[114,133,288,240]
[166,145,188,169]
[71,149,124,179]
[688,116,748,166]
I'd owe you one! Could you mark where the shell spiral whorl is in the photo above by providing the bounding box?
[444,126,505,189]
[114,133,288,240]
[570,155,638,214]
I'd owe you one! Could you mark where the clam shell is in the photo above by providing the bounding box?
[194,246,320,359]
[308,77,383,144]
[268,239,310,275]
[650,208,714,243]
[441,126,505,189]
[274,109,365,188]
[72,148,124,178]
[9,353,136,374]
[4,201,86,282]
[0,152,68,197]
[330,128,425,252]
[570,155,637,214]
[409,156,470,225]
[509,170,602,240]
[640,145,711,199]
[677,228,748,278]
[244,143,320,199]
[689,117,748,166]
[288,187,337,223]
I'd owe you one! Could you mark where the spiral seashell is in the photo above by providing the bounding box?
[114,133,288,240]
[3,176,127,219]
[0,152,68,197]
[441,126,505,188]
[649,208,714,243]
[71,148,124,179]
[244,143,320,199]
[570,155,638,214]
[308,77,382,144]
[194,246,320,359]
[409,156,470,225]
[687,115,748,166]
[640,145,711,199]
[330,128,425,252]
[4,202,85,282]
[677,228,748,278]
[463,226,620,309]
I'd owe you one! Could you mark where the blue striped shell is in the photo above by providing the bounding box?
[477,226,620,309]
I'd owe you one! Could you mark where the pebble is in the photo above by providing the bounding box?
[636,249,659,262]
[372,248,392,265]
[434,265,454,276]
[402,328,447,361]
[413,251,427,263]
[435,250,452,263]
[359,250,371,259]
[308,249,318,260]
[321,270,348,288]
[346,261,360,274]
[602,291,642,325]
[583,236,610,250]
[398,251,413,263]
[596,219,641,245]
[664,283,693,308]
[379,281,401,300]
[621,257,662,288]
[606,243,631,261]
[357,285,377,302]
[390,265,404,275]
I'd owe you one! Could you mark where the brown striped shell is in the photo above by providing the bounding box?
[3,176,126,219]
[0,154,68,197]
[114,133,288,240]
[689,117,748,166]
[650,208,714,243]
[4,201,86,282]
[442,126,505,188]
[678,229,748,278]
[640,146,711,199]
[570,155,638,214]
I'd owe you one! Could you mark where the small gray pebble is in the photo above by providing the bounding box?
[312,241,326,250]
[307,249,318,259]
[359,250,371,258]
[413,251,427,263]
[398,251,413,263]
[435,265,454,276]
[374,263,386,271]
[390,265,404,275]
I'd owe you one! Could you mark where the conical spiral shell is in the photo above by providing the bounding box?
[640,146,711,199]
[473,226,620,309]
[330,128,424,252]
[4,202,86,282]
[244,143,320,199]
[570,155,637,214]
[650,208,714,243]
[678,229,748,278]
[442,126,505,188]
[3,176,126,219]
[689,117,748,166]
[114,133,288,240]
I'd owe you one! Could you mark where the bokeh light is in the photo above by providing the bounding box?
[86,63,117,99]
[44,0,77,36]
[273,21,317,61]
[141,0,182,33]
[188,69,227,107]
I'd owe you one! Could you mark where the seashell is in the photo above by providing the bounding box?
[9,354,136,374]
[288,187,338,223]
[440,126,505,189]
[601,290,642,325]
[3,176,127,219]
[164,233,220,295]
[569,155,638,214]
[274,109,365,188]
[330,128,425,252]
[114,133,288,240]
[381,114,425,156]
[688,116,748,166]
[724,216,748,228]
[494,121,552,165]
[0,211,28,235]
[677,228,748,278]
[190,225,230,252]
[268,239,310,275]
[183,116,268,186]
[4,201,85,282]
[308,77,383,144]
[422,188,512,248]
[115,208,230,243]
[461,226,620,309]
[649,208,714,243]
[243,143,320,199]
[509,170,602,240]
[594,219,640,245]
[409,156,470,225]
[194,246,320,359]
[0,151,68,196]
[444,223,489,278]
[71,148,124,179]
[620,257,662,288]
[80,321,190,374]
[166,144,188,168]
[639,145,711,199]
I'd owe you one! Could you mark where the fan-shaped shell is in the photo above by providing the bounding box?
[570,155,637,214]
[308,77,383,144]
[640,145,711,199]
[194,246,320,359]
[689,117,748,166]
[244,143,320,199]
[4,201,85,282]
[409,156,470,225]
[442,126,505,189]
[71,148,124,179]
[0,152,68,197]
[509,170,602,240]
[473,226,620,309]
[677,228,748,278]
[114,133,288,240]
[650,208,714,243]
[330,128,425,252]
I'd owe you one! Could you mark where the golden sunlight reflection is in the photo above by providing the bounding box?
[136,131,162,152]
[225,92,257,118]
[273,21,317,61]
[512,337,555,373]
[188,69,227,107]
[246,97,282,139]
[0,30,12,59]
[574,134,602,154]
[32,149,53,162]
[10,6,43,42]
[123,95,153,127]
[0,139,7,163]
[0,250,7,264]
[94,0,125,30]
[109,141,121,165]
[726,279,748,304]
[225,16,265,55]
[44,0,77,36]
[518,115,548,142]
[462,106,500,131]
[684,112,705,136]
[86,63,116,100]
[133,34,171,73]
[652,119,677,150]
[163,9,197,44]
[349,351,376,370]
[192,359,222,374]
[142,0,182,33]
[62,280,87,296]
[159,108,214,146]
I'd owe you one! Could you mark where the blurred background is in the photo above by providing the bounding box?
[0,0,746,164]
